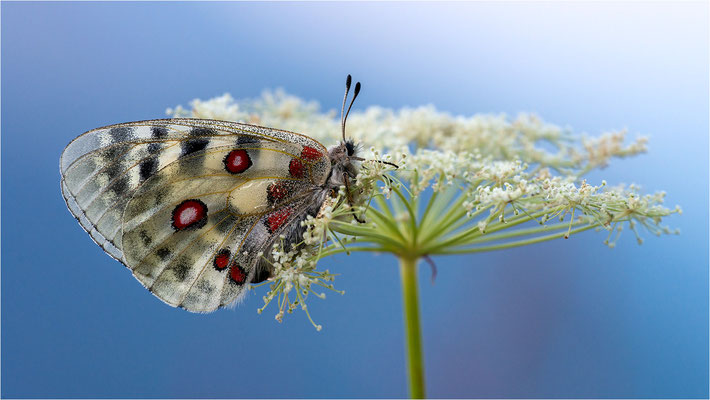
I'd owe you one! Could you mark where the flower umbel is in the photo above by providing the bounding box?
[168,90,679,324]
[168,89,678,398]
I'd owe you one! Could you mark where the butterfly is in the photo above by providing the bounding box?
[60,75,369,312]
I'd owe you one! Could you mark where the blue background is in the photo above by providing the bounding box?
[2,2,707,398]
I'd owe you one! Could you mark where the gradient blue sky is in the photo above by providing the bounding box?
[2,2,708,398]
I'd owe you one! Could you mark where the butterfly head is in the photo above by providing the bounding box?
[328,138,360,180]
[344,138,358,157]
[328,75,363,181]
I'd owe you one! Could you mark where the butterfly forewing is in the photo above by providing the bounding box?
[60,118,331,312]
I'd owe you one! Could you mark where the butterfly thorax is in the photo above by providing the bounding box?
[326,140,360,190]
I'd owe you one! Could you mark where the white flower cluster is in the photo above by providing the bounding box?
[167,90,647,172]
[166,93,248,121]
[167,90,678,327]
[256,239,342,331]
[581,130,648,169]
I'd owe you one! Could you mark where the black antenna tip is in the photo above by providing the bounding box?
[346,75,352,88]
[353,82,361,96]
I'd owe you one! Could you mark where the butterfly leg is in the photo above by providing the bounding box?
[343,171,365,224]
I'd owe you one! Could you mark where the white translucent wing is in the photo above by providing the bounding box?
[60,118,329,261]
[60,118,331,312]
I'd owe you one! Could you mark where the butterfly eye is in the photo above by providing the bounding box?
[345,140,357,157]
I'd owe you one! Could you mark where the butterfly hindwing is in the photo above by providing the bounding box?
[60,118,331,312]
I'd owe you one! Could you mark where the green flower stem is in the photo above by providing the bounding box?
[361,206,408,243]
[440,224,597,254]
[466,220,586,243]
[417,192,472,245]
[400,256,426,399]
[328,223,401,248]
[317,246,386,258]
[421,209,553,254]
[392,185,419,242]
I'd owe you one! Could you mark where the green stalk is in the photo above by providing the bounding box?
[439,224,597,254]
[399,256,426,399]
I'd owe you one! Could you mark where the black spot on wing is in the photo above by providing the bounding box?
[151,126,168,139]
[156,248,171,260]
[102,162,123,181]
[100,144,131,164]
[215,213,238,234]
[237,135,260,145]
[109,127,132,143]
[139,230,152,246]
[111,176,130,196]
[190,127,215,136]
[181,138,210,157]
[147,143,162,154]
[171,261,190,282]
[139,157,158,181]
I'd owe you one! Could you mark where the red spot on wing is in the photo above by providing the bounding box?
[301,146,323,161]
[267,182,289,203]
[229,263,247,285]
[171,199,208,230]
[224,149,251,174]
[267,207,293,233]
[289,158,305,178]
[213,249,230,271]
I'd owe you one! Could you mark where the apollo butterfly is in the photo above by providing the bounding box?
[60,76,366,312]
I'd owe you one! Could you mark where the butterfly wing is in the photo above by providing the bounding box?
[60,118,331,312]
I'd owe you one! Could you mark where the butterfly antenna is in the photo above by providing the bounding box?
[341,75,352,142]
[342,79,361,143]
